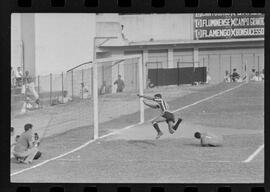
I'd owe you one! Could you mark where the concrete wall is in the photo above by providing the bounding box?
[11,14,22,70]
[96,14,194,42]
[34,14,96,76]
[96,13,120,23]
[148,49,168,68]
[199,48,264,83]
[96,22,121,38]
[120,14,194,42]
[21,14,36,76]
[173,49,194,68]
[110,45,264,86]
[95,22,126,48]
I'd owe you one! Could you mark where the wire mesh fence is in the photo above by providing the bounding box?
[11,53,264,114]
[96,56,143,138]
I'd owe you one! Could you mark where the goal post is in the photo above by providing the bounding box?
[93,54,144,140]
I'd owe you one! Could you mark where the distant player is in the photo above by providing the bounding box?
[137,93,182,139]
[194,132,223,147]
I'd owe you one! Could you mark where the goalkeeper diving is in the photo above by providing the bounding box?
[137,93,182,139]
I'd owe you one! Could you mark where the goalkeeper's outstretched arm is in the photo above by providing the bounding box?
[143,100,159,109]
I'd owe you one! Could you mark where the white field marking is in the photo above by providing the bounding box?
[10,124,140,177]
[57,159,234,163]
[114,83,246,137]
[243,144,264,163]
[171,83,246,113]
[11,83,245,177]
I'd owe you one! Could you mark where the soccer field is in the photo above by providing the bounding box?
[10,81,264,183]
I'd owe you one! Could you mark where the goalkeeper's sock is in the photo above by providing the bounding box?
[152,122,161,134]
[173,118,182,131]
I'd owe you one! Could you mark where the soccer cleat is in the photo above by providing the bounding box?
[168,127,175,134]
[155,131,163,139]
[35,99,40,105]
[173,118,182,131]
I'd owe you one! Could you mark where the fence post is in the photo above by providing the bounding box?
[253,53,256,71]
[203,57,205,67]
[50,73,52,105]
[138,56,144,123]
[241,53,244,75]
[62,72,64,103]
[91,68,93,97]
[118,63,120,75]
[71,70,74,99]
[102,65,105,83]
[156,60,159,88]
[37,75,40,96]
[257,56,260,73]
[81,69,84,99]
[177,60,180,86]
[229,56,232,75]
[207,55,210,72]
[135,60,138,89]
[219,54,221,82]
[145,62,148,88]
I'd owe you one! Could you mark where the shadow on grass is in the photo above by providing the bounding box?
[182,143,202,147]
[127,140,157,146]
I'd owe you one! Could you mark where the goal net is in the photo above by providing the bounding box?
[94,54,144,139]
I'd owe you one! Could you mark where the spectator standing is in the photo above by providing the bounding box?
[10,127,15,158]
[99,81,107,95]
[259,69,264,80]
[15,66,23,87]
[250,69,256,80]
[114,74,125,92]
[22,71,40,105]
[224,70,231,83]
[11,67,15,88]
[121,25,127,40]
[206,71,211,84]
[80,82,90,99]
[13,124,41,164]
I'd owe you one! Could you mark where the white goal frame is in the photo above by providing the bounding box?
[93,54,144,139]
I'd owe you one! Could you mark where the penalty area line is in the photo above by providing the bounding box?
[172,82,246,113]
[243,144,264,163]
[11,83,245,177]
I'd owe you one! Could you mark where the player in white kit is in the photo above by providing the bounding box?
[194,132,223,147]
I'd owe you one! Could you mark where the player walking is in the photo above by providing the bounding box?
[137,93,182,139]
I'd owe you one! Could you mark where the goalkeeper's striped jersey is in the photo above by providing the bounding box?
[153,98,169,114]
